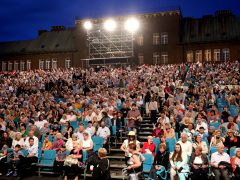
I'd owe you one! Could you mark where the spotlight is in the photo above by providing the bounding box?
[104,19,117,31]
[125,18,139,33]
[83,21,92,30]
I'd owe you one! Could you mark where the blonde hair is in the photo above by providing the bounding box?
[98,148,107,158]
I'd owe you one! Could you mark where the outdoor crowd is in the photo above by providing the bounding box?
[0,61,239,180]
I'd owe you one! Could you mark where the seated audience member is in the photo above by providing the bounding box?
[18,138,38,178]
[224,129,240,151]
[40,122,50,137]
[121,131,141,164]
[183,123,195,141]
[126,143,143,178]
[75,123,85,141]
[193,135,208,154]
[65,133,80,151]
[195,114,208,134]
[0,132,12,149]
[63,144,82,180]
[52,133,65,151]
[85,121,96,137]
[0,145,10,176]
[92,148,111,180]
[231,148,240,179]
[211,144,231,180]
[210,130,225,147]
[80,132,93,153]
[62,121,74,140]
[50,122,61,134]
[54,145,67,176]
[170,143,189,180]
[6,144,22,177]
[97,121,110,145]
[12,132,25,148]
[222,116,239,133]
[152,122,164,138]
[24,131,38,148]
[177,133,193,157]
[42,135,52,151]
[164,123,175,139]
[190,146,208,180]
[141,136,155,156]
[149,143,169,180]
[197,126,208,142]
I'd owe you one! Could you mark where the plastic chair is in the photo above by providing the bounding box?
[111,125,117,148]
[228,105,239,117]
[92,136,104,152]
[70,121,79,130]
[210,147,227,154]
[82,150,87,163]
[166,138,176,153]
[142,153,154,177]
[83,121,88,129]
[21,148,29,156]
[210,122,221,130]
[152,137,160,154]
[230,147,236,157]
[37,150,56,176]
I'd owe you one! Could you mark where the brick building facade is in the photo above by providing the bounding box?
[0,9,239,70]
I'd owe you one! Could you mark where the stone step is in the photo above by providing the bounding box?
[140,123,153,127]
[138,136,149,140]
[138,131,152,135]
[107,155,125,160]
[140,127,154,131]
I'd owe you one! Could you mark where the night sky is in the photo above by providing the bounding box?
[0,0,239,42]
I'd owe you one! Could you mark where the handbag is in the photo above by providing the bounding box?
[64,156,78,167]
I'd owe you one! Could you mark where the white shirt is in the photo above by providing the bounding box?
[97,126,110,139]
[170,152,188,168]
[211,152,230,167]
[27,145,38,157]
[195,122,208,134]
[76,132,84,141]
[177,140,193,157]
[35,120,47,129]
[12,138,25,148]
[25,136,39,147]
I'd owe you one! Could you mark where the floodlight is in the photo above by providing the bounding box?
[125,18,139,33]
[83,21,92,30]
[104,19,117,31]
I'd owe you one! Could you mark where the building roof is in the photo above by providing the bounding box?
[182,10,240,43]
[0,28,76,55]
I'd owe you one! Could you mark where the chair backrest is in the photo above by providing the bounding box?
[230,147,236,157]
[21,148,29,156]
[142,153,154,172]
[210,122,221,130]
[70,121,79,130]
[82,150,87,163]
[210,147,227,154]
[43,150,56,160]
[84,121,88,128]
[152,137,160,154]
[166,138,176,153]
[92,136,104,152]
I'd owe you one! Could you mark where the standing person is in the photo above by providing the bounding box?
[120,131,141,165]
[126,103,142,133]
[170,143,189,180]
[92,148,111,180]
[210,144,231,180]
[190,146,208,180]
[148,97,159,124]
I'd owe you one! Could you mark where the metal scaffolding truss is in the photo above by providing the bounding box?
[87,23,134,59]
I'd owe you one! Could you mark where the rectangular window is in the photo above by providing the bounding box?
[186,51,194,62]
[52,58,57,69]
[14,61,19,71]
[161,52,168,64]
[204,49,211,62]
[195,50,202,62]
[45,60,51,70]
[138,54,144,65]
[39,59,44,69]
[65,58,71,68]
[214,49,221,61]
[153,52,160,64]
[153,33,160,45]
[137,35,144,46]
[20,61,25,71]
[2,61,7,71]
[222,48,230,61]
[161,32,168,45]
[8,62,13,71]
[27,60,31,70]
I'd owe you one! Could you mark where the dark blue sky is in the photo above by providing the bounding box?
[0,0,239,42]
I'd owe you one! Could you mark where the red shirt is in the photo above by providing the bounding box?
[141,142,156,156]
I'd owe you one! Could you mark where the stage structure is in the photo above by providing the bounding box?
[82,18,139,67]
